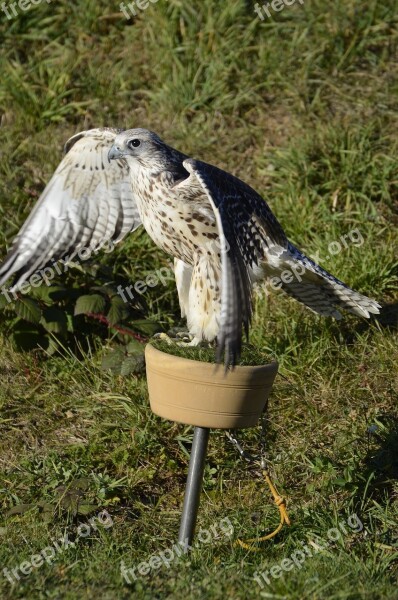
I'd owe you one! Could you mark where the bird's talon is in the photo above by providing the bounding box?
[175,331,194,342]
[152,332,175,346]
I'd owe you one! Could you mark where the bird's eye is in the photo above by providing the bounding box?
[128,139,141,149]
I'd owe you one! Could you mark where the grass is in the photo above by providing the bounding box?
[0,1,398,599]
[149,338,274,365]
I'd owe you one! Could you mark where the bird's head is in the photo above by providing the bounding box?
[108,128,166,170]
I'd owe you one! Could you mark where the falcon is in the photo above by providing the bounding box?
[0,128,380,366]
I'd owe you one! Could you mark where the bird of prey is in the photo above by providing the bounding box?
[0,127,380,366]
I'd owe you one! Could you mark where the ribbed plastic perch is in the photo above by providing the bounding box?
[145,343,279,544]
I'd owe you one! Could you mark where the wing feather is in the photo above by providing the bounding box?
[182,158,287,366]
[0,128,142,289]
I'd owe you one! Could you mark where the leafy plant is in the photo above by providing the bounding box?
[0,261,164,374]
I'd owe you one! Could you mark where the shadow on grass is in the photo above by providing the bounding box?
[355,414,398,512]
[364,414,398,483]
[333,300,398,345]
[376,302,398,329]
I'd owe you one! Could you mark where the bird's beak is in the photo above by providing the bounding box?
[108,145,124,161]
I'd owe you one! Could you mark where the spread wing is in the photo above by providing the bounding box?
[183,158,288,367]
[0,128,142,290]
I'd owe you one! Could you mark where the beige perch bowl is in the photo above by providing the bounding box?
[145,344,279,429]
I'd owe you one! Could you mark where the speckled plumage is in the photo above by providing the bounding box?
[0,128,141,288]
[108,129,380,364]
[117,132,224,343]
[0,127,381,366]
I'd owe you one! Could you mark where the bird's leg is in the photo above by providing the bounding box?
[152,332,177,346]
[175,331,195,342]
[152,331,211,348]
[153,328,193,344]
[174,335,205,348]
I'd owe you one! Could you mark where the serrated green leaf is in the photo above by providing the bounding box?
[101,347,126,373]
[69,477,91,491]
[0,293,10,309]
[29,285,66,303]
[74,294,106,316]
[332,478,349,487]
[120,353,145,376]
[127,339,145,353]
[7,503,36,516]
[107,295,130,326]
[130,319,162,336]
[76,504,99,516]
[14,297,42,324]
[91,285,113,296]
[40,307,68,335]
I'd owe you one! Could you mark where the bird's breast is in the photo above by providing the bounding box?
[132,173,220,265]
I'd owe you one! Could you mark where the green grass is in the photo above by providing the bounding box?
[0,1,398,599]
[149,338,274,365]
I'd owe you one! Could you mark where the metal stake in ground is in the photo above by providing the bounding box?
[178,426,210,545]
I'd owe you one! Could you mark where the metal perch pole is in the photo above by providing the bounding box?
[178,426,210,545]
